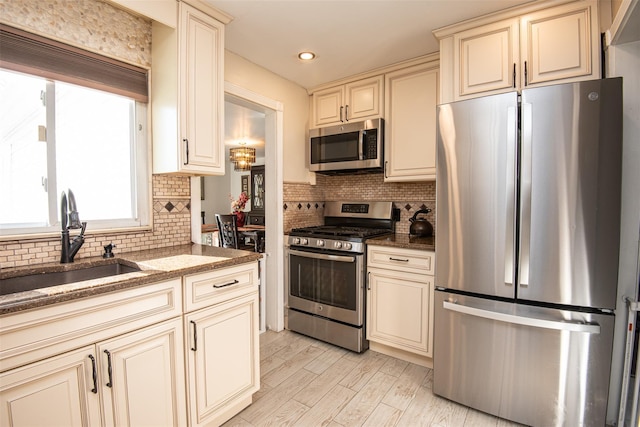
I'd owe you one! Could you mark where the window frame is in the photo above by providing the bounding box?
[0,24,152,239]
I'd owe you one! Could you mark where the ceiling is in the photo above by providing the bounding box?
[207,0,536,89]
[213,0,536,153]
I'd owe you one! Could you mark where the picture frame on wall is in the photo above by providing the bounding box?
[241,175,249,194]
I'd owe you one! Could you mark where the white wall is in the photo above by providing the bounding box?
[606,39,640,424]
[224,51,311,184]
[201,156,265,223]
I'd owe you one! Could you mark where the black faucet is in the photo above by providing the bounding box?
[60,189,87,263]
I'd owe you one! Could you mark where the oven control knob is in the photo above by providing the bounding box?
[301,238,309,245]
[334,241,342,249]
[292,237,300,245]
[317,239,325,247]
[344,242,352,250]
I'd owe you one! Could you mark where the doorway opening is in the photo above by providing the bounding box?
[223,83,285,332]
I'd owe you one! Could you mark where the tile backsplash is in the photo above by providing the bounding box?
[283,173,436,236]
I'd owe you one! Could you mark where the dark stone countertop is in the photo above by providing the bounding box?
[367,234,435,252]
[0,244,262,315]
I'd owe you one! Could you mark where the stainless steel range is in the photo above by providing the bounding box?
[286,201,397,352]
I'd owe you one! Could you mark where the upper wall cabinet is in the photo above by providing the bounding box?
[384,61,439,182]
[152,1,226,175]
[311,75,383,128]
[436,0,600,102]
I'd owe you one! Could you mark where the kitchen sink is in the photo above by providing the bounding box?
[0,262,142,296]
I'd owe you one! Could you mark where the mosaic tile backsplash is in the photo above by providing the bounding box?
[283,174,436,236]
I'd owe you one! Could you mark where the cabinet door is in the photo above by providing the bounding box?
[345,75,383,121]
[185,292,260,427]
[367,269,434,357]
[98,318,186,427]
[453,18,519,99]
[384,63,439,181]
[0,346,101,426]
[520,1,599,86]
[179,2,225,173]
[312,86,344,127]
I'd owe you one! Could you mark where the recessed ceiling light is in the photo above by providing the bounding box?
[298,51,316,61]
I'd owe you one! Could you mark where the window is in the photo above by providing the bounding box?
[0,25,150,237]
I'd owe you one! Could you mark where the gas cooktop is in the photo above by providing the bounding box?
[287,201,397,253]
[289,225,392,239]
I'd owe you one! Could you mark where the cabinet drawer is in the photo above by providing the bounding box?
[367,246,434,275]
[0,279,182,372]
[183,262,259,312]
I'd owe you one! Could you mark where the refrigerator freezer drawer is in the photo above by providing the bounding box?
[434,291,615,427]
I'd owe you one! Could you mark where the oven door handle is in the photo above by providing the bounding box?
[288,249,356,263]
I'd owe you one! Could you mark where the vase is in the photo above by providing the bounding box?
[235,210,245,227]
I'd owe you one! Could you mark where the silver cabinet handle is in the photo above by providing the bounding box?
[340,106,344,122]
[389,257,409,262]
[345,104,349,121]
[443,301,600,334]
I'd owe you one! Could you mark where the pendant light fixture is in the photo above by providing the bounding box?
[229,108,256,171]
[230,142,255,171]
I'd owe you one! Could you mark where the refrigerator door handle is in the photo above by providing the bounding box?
[504,106,517,287]
[519,102,533,288]
[442,301,600,334]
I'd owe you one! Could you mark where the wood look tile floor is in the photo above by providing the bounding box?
[224,330,525,427]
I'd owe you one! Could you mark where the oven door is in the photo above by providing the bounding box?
[286,247,364,326]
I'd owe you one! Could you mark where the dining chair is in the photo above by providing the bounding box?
[215,214,254,251]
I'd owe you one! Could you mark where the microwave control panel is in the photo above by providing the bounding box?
[364,130,378,159]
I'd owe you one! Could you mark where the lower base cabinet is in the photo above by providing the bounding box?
[0,345,101,426]
[185,292,260,427]
[366,246,435,363]
[98,318,186,426]
[367,269,433,356]
[0,261,261,427]
[0,317,185,426]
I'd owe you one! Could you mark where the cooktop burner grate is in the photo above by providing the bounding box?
[290,225,391,239]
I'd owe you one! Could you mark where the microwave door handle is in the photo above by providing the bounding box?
[358,130,364,160]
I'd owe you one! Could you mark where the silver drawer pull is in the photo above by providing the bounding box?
[213,279,239,288]
[389,257,409,262]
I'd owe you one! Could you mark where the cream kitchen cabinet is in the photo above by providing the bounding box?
[436,0,600,102]
[366,245,435,366]
[183,264,260,427]
[0,346,102,426]
[384,61,439,182]
[152,1,227,175]
[451,17,520,99]
[0,279,186,426]
[311,75,383,127]
[97,318,186,426]
[0,319,185,427]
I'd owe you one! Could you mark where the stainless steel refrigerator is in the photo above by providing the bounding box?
[434,78,623,427]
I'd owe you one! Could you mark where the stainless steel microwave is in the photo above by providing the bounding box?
[309,119,383,174]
